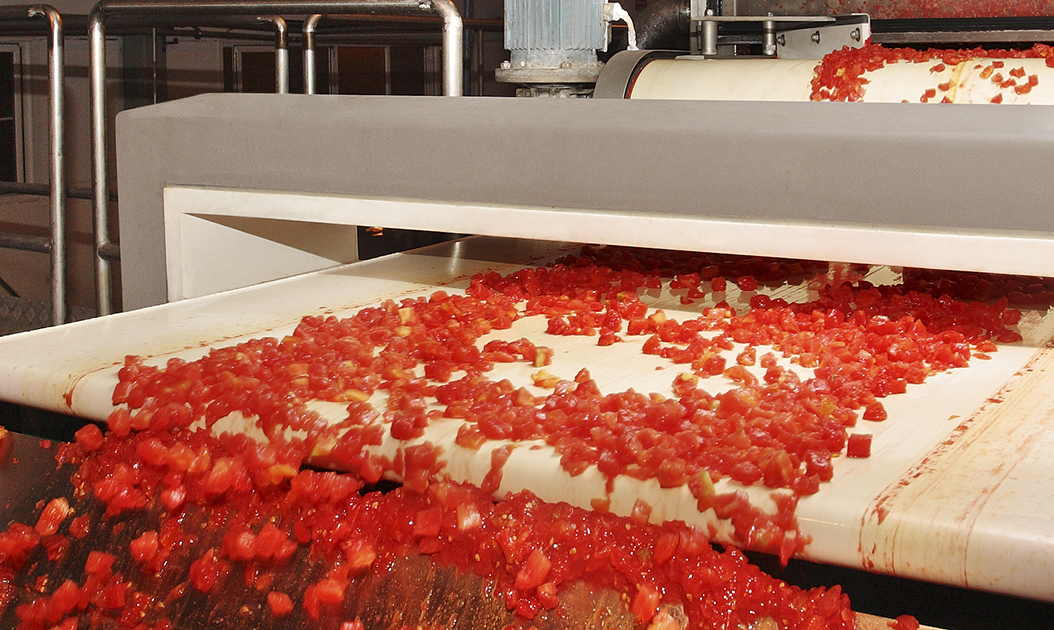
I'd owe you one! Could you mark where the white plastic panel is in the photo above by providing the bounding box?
[163,186,360,301]
[165,186,1054,282]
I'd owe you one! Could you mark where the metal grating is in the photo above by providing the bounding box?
[0,295,94,336]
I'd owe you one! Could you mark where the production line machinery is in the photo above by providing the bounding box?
[6,2,1054,628]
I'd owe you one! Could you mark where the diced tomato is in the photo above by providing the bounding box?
[888,614,921,630]
[267,591,294,617]
[630,583,661,624]
[34,497,70,537]
[84,550,115,576]
[74,423,105,452]
[130,530,160,564]
[847,433,873,458]
[188,549,229,593]
[515,549,551,590]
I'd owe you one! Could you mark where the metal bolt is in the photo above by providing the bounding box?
[811,31,820,44]
[501,60,510,69]
[777,34,785,46]
[850,27,861,41]
[560,61,572,69]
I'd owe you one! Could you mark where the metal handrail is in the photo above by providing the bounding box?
[0,5,65,326]
[89,0,464,316]
[302,0,463,96]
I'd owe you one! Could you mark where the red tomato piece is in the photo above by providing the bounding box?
[888,614,921,630]
[84,550,115,576]
[630,583,661,625]
[515,549,551,590]
[847,433,873,458]
[130,530,160,564]
[267,591,294,617]
[74,423,105,452]
[34,497,70,538]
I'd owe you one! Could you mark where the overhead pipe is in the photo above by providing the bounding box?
[303,13,322,94]
[89,0,464,316]
[635,0,690,50]
[0,5,65,325]
[257,15,289,93]
[302,0,462,97]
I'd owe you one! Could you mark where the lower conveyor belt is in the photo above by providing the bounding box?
[2,236,1054,604]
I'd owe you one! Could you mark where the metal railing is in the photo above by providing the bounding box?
[302,0,463,95]
[89,0,464,316]
[0,4,65,326]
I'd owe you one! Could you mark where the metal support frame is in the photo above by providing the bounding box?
[0,5,65,326]
[90,0,464,317]
[302,0,463,96]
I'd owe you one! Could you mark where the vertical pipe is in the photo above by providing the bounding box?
[475,28,483,96]
[89,9,111,316]
[429,0,463,96]
[303,14,322,94]
[258,16,288,94]
[85,0,464,316]
[29,5,65,326]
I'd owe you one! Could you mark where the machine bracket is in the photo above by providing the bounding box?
[690,13,870,59]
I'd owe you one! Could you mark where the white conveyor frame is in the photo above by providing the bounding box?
[1,237,1054,603]
[112,93,1054,312]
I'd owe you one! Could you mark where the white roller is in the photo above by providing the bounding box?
[629,56,1054,104]
[629,58,817,101]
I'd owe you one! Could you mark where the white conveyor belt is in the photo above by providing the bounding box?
[628,57,1054,104]
[2,236,1054,603]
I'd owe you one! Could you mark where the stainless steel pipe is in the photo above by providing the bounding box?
[258,15,289,93]
[89,9,110,316]
[0,233,51,256]
[303,13,322,94]
[431,0,463,97]
[302,0,462,97]
[89,0,464,315]
[0,5,65,325]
